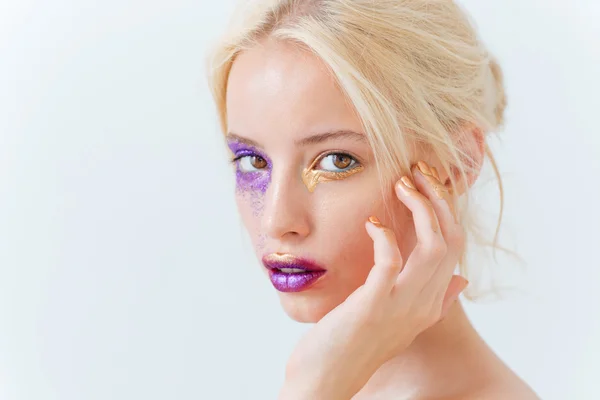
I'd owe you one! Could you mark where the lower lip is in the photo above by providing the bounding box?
[268,269,326,292]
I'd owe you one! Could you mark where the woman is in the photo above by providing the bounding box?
[206,0,539,398]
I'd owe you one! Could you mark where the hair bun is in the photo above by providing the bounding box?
[488,56,507,129]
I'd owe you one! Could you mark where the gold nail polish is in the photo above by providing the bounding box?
[396,180,412,197]
[430,180,458,224]
[414,163,458,225]
[368,216,383,227]
[417,173,445,200]
[417,161,433,176]
[400,176,416,190]
[433,182,449,200]
[431,167,441,181]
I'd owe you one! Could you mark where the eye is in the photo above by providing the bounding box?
[236,155,268,172]
[316,153,358,172]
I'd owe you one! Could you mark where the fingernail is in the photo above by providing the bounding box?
[415,162,449,200]
[413,163,458,226]
[395,177,415,197]
[431,166,441,181]
[400,176,416,190]
[368,216,383,227]
[416,161,433,176]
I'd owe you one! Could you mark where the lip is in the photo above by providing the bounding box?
[262,253,327,292]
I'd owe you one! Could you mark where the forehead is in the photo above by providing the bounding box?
[225,39,361,144]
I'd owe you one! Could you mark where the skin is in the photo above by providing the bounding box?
[225,38,539,399]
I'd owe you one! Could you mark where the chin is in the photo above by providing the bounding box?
[277,291,343,323]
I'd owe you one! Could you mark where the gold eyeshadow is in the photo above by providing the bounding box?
[301,151,365,193]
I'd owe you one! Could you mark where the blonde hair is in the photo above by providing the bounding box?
[206,0,509,300]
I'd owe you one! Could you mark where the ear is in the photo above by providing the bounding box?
[433,124,485,196]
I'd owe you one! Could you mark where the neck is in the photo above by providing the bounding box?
[355,301,494,399]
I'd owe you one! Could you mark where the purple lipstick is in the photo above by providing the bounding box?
[262,253,327,292]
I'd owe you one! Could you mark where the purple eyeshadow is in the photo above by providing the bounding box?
[227,140,272,194]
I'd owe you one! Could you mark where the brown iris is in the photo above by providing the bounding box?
[331,154,352,169]
[250,156,267,169]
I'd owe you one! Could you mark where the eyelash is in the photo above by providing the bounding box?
[230,151,361,171]
[230,152,261,164]
[313,151,360,171]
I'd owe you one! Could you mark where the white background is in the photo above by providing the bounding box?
[1,0,599,399]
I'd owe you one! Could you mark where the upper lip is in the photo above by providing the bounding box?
[262,253,327,272]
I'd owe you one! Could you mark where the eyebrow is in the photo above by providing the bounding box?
[226,129,367,148]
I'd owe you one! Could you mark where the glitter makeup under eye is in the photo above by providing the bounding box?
[227,140,272,194]
[301,152,365,192]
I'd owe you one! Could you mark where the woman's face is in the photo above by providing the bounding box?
[225,40,416,323]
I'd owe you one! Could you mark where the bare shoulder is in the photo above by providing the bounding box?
[459,378,541,400]
[444,361,541,400]
[456,346,541,400]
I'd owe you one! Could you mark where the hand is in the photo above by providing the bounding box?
[279,161,469,400]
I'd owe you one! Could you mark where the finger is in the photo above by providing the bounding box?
[394,175,443,245]
[411,161,466,292]
[431,166,441,181]
[393,175,446,290]
[364,216,404,294]
[412,161,458,230]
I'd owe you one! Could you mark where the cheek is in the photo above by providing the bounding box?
[235,190,267,251]
[313,187,383,273]
[314,185,413,280]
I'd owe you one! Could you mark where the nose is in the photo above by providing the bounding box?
[262,169,311,241]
